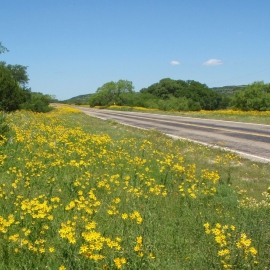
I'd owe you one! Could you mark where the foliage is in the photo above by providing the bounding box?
[88,78,225,111]
[0,65,27,111]
[230,81,270,111]
[0,61,29,89]
[89,80,134,107]
[0,107,269,269]
[140,78,223,110]
[20,92,53,112]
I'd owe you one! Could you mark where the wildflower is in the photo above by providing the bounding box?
[139,252,144,257]
[218,249,230,256]
[113,198,121,204]
[249,247,258,256]
[79,245,88,253]
[114,257,126,269]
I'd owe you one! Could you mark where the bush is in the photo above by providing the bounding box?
[0,65,27,111]
[230,81,270,111]
[20,92,53,113]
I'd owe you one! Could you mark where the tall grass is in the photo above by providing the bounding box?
[0,107,269,269]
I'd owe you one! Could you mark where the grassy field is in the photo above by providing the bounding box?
[0,107,269,269]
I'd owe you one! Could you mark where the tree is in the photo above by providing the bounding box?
[0,62,29,88]
[230,81,270,111]
[139,78,222,110]
[20,92,53,112]
[0,42,9,54]
[89,80,134,106]
[0,65,27,111]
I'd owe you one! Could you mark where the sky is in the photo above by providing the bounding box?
[1,0,270,100]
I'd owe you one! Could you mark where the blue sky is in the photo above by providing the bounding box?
[1,0,270,100]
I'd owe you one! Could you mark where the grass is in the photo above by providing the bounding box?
[0,107,269,269]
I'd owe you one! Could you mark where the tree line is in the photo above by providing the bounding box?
[89,78,270,111]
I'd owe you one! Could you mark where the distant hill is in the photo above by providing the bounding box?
[62,94,92,104]
[210,85,246,95]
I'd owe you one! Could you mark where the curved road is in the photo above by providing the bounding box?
[74,107,270,163]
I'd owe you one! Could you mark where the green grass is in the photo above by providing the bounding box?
[0,108,269,269]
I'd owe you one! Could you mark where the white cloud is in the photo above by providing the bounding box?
[170,60,180,65]
[202,59,223,66]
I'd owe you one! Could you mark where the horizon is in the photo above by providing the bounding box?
[1,1,270,100]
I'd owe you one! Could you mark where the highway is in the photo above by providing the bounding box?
[74,107,270,163]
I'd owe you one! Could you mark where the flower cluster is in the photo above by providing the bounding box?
[204,222,258,269]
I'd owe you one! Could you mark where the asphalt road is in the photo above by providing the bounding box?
[74,106,270,163]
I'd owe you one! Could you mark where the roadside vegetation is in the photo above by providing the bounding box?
[0,107,269,269]
[87,79,270,114]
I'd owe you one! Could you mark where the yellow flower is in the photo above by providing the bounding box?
[218,249,230,256]
[79,245,88,253]
[136,217,143,224]
[114,257,126,269]
[249,247,258,256]
[113,198,121,204]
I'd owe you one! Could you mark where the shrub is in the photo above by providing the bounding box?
[230,81,270,111]
[0,65,27,111]
[20,92,53,113]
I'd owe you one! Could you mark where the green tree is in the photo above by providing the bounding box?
[20,92,53,113]
[0,62,29,88]
[0,65,27,111]
[89,80,134,107]
[230,81,270,111]
[140,78,222,110]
